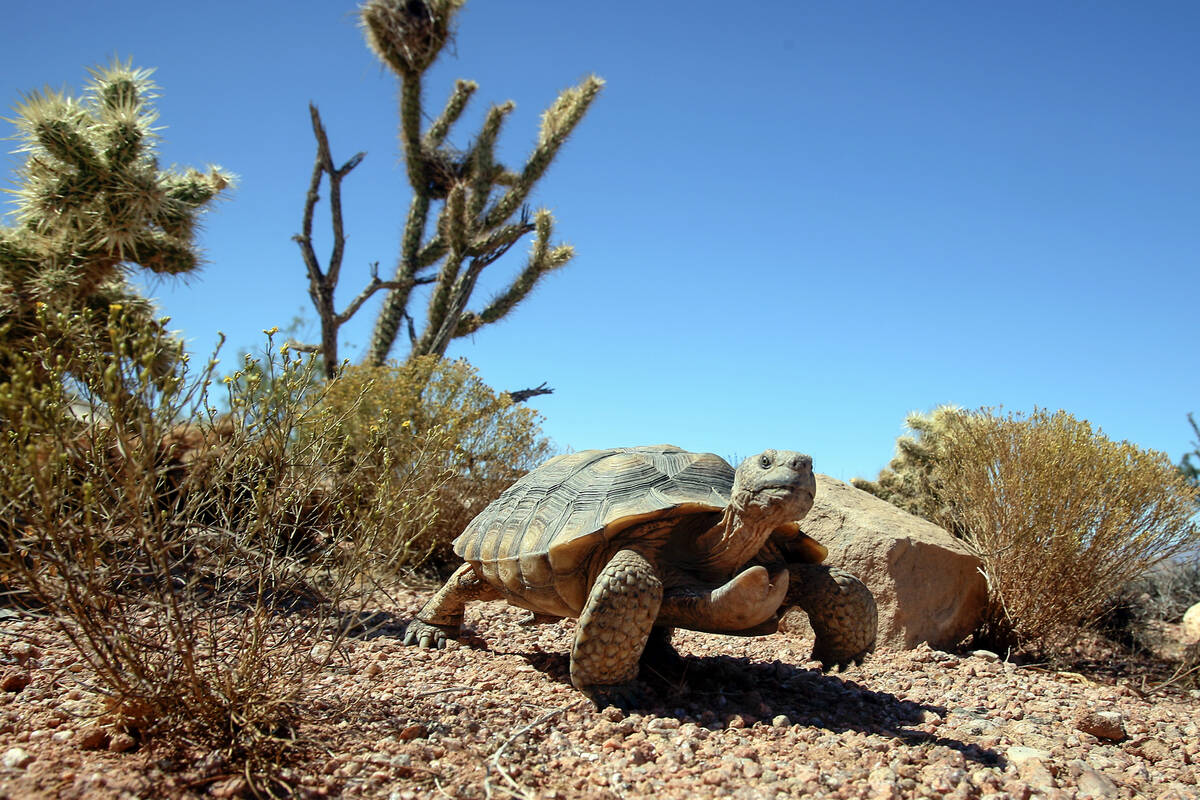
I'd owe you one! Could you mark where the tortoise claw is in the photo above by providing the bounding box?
[404,619,455,649]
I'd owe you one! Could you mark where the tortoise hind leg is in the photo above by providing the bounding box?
[571,549,662,706]
[405,563,501,649]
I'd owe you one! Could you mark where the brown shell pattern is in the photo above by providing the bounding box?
[454,445,734,613]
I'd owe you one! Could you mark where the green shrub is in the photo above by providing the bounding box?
[856,406,1200,652]
[316,355,553,568]
[0,307,435,787]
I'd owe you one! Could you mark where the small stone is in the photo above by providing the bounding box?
[108,732,136,753]
[1131,738,1171,764]
[1,671,31,692]
[971,649,1000,662]
[601,705,624,722]
[364,662,383,677]
[771,714,791,728]
[2,747,33,769]
[51,730,73,743]
[1070,760,1118,799]
[9,642,38,664]
[1008,747,1055,790]
[77,728,109,750]
[869,766,899,788]
[398,723,428,740]
[1076,710,1126,742]
[1008,746,1052,765]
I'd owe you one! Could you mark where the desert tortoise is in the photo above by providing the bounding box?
[405,445,877,702]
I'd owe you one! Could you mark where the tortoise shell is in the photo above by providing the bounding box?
[453,445,814,617]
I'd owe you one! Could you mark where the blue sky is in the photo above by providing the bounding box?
[3,1,1198,481]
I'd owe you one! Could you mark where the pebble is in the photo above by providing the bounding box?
[1076,710,1126,742]
[108,732,136,753]
[76,727,109,749]
[398,723,428,740]
[1069,760,1119,799]
[1,671,31,692]
[2,747,33,769]
[9,642,39,664]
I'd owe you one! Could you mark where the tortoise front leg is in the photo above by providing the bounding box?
[404,563,501,649]
[656,565,789,633]
[571,549,662,705]
[784,563,878,668]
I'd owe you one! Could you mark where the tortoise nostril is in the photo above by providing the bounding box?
[791,454,813,472]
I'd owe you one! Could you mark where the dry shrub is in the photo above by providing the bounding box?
[0,306,435,789]
[925,407,1200,653]
[316,355,552,568]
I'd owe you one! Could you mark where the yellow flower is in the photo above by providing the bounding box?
[223,376,233,384]
[264,326,279,336]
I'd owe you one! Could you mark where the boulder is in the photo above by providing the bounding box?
[1183,602,1200,645]
[790,474,987,650]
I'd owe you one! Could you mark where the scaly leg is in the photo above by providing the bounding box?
[404,563,501,649]
[571,549,662,705]
[785,563,877,668]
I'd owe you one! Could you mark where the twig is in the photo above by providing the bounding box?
[504,383,553,404]
[1142,657,1200,696]
[485,701,582,799]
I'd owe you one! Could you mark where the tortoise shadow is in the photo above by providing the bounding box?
[508,645,1000,769]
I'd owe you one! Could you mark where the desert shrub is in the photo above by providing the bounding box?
[857,406,1200,653]
[316,355,553,568]
[0,307,434,788]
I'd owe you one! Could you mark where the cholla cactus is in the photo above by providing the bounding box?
[851,405,968,526]
[341,0,602,367]
[1180,413,1200,496]
[0,60,231,383]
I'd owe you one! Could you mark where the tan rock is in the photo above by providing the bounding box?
[796,474,987,649]
[1182,602,1200,644]
[1076,710,1125,742]
[76,727,109,750]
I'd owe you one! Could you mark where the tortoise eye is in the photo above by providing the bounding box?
[759,453,772,469]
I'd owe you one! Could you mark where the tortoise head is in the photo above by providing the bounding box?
[731,449,816,527]
[699,449,817,573]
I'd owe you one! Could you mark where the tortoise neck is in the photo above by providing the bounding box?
[696,506,777,575]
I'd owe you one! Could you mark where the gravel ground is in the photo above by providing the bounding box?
[1,590,1198,799]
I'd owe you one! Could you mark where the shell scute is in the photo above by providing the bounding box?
[453,446,735,607]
